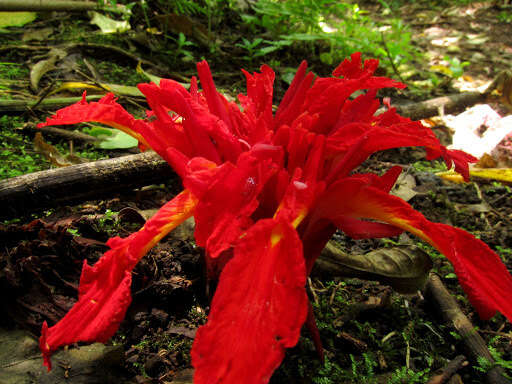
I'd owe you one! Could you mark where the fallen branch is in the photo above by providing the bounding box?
[426,355,467,384]
[0,152,173,219]
[424,274,510,384]
[0,0,123,12]
[393,91,485,121]
[24,123,100,144]
[0,95,103,112]
[392,72,508,121]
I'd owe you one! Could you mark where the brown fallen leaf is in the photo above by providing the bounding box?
[30,48,67,91]
[33,132,88,167]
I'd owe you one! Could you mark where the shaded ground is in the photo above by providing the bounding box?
[1,1,512,383]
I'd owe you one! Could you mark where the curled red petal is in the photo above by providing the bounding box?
[442,148,478,181]
[197,60,234,131]
[191,218,308,384]
[313,178,512,321]
[334,216,403,239]
[275,61,315,128]
[40,190,198,370]
[241,64,275,125]
[37,92,150,149]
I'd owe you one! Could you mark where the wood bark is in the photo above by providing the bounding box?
[0,0,119,12]
[393,91,485,121]
[426,355,467,384]
[0,151,173,219]
[424,274,510,384]
[26,124,100,143]
[0,95,103,112]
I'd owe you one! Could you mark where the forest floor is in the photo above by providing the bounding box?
[0,1,512,383]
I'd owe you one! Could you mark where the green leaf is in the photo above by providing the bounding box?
[96,129,138,149]
[0,12,37,28]
[89,11,130,34]
[82,126,114,138]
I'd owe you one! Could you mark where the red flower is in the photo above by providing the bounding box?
[38,53,512,382]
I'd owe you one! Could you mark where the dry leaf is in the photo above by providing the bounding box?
[30,48,67,91]
[89,11,130,33]
[318,243,433,294]
[33,132,87,167]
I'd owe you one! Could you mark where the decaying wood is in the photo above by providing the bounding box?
[0,0,121,12]
[0,95,103,112]
[24,123,99,143]
[0,152,173,219]
[392,72,508,121]
[447,374,464,384]
[394,91,485,121]
[426,355,467,384]
[424,274,510,384]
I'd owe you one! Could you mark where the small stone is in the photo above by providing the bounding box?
[135,375,152,384]
[144,353,165,377]
[133,311,148,322]
[126,354,139,364]
[151,308,169,325]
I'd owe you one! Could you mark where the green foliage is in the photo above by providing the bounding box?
[235,37,265,61]
[240,0,419,73]
[312,357,347,384]
[444,55,470,78]
[166,32,196,63]
[0,115,106,179]
[0,116,43,179]
[87,60,147,85]
[411,160,448,173]
[476,337,512,379]
[95,209,120,235]
[67,228,81,236]
[496,245,512,263]
[428,55,470,87]
[388,366,429,383]
[170,0,206,15]
[0,62,28,80]
[312,353,379,384]
[498,10,512,23]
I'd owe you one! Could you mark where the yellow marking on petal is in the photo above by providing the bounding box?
[106,122,150,149]
[45,342,50,351]
[139,190,198,257]
[273,202,284,219]
[270,230,282,248]
[274,203,308,229]
[90,299,97,304]
[375,213,434,248]
[291,209,307,229]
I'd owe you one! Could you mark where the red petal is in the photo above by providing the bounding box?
[325,120,473,181]
[441,148,477,181]
[334,217,403,239]
[313,178,512,321]
[192,153,277,267]
[197,60,234,131]
[275,61,315,128]
[139,82,223,164]
[303,77,404,135]
[40,190,197,370]
[38,92,150,149]
[191,219,308,384]
[241,64,275,125]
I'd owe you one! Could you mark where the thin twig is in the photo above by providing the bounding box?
[73,68,147,112]
[380,31,406,84]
